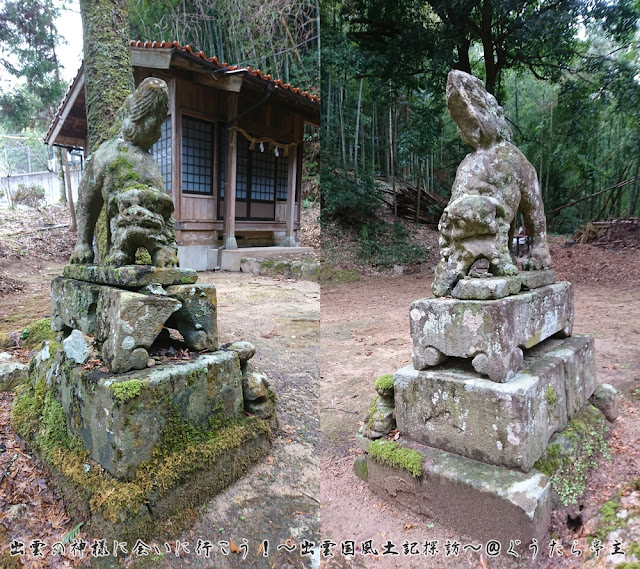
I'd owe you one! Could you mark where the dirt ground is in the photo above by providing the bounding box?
[320,255,640,569]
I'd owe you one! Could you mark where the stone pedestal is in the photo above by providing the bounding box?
[58,351,245,479]
[410,282,574,382]
[357,279,611,545]
[51,268,218,374]
[9,263,279,542]
[395,335,596,472]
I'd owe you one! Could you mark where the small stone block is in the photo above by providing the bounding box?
[367,442,551,545]
[519,270,556,290]
[165,284,218,351]
[451,276,521,300]
[58,352,245,479]
[63,264,197,289]
[223,342,256,366]
[410,282,574,381]
[353,455,369,482]
[62,329,91,364]
[50,277,103,334]
[590,383,619,421]
[96,288,181,373]
[0,353,27,392]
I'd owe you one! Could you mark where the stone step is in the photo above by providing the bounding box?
[410,282,574,382]
[395,334,597,471]
[365,439,551,546]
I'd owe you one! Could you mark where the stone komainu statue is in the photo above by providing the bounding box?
[432,70,552,297]
[70,77,179,268]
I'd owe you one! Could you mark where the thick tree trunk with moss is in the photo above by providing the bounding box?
[79,0,134,259]
[79,0,134,153]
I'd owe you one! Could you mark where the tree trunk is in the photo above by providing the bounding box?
[63,149,77,233]
[354,78,363,184]
[56,146,66,203]
[79,0,134,261]
[79,0,134,153]
[389,106,396,219]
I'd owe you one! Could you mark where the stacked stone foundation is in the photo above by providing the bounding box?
[12,264,278,544]
[356,273,615,545]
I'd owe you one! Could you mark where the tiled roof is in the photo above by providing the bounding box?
[129,40,319,103]
[46,40,319,146]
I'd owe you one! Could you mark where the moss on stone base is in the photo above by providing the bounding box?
[11,353,273,543]
[21,317,57,350]
[369,439,423,478]
[534,404,609,507]
[109,378,143,403]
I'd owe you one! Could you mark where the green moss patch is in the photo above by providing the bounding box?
[534,404,609,507]
[11,363,273,542]
[369,439,423,478]
[316,265,360,286]
[375,374,394,391]
[109,379,143,403]
[21,318,56,349]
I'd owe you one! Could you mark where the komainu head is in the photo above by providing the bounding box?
[446,70,512,149]
[120,77,169,151]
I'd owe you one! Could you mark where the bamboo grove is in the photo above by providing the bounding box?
[321,0,640,234]
[129,0,319,92]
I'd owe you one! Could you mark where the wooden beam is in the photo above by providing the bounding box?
[193,72,245,92]
[46,69,85,146]
[170,79,181,223]
[131,47,172,69]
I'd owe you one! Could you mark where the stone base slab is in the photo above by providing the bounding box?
[452,276,521,300]
[56,351,245,479]
[410,282,574,381]
[42,418,271,543]
[366,441,551,545]
[520,270,556,290]
[395,334,596,471]
[62,264,197,288]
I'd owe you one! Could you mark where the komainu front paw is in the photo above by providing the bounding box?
[69,243,94,265]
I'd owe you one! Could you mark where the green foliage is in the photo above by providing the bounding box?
[0,0,67,131]
[368,439,423,478]
[12,184,45,209]
[129,0,318,92]
[321,159,382,223]
[358,221,428,267]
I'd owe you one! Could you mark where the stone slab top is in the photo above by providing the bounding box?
[410,281,574,381]
[519,269,556,290]
[63,264,198,289]
[450,270,556,300]
[451,275,521,300]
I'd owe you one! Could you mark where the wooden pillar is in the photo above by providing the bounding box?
[283,142,298,247]
[224,93,238,249]
[169,79,181,243]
